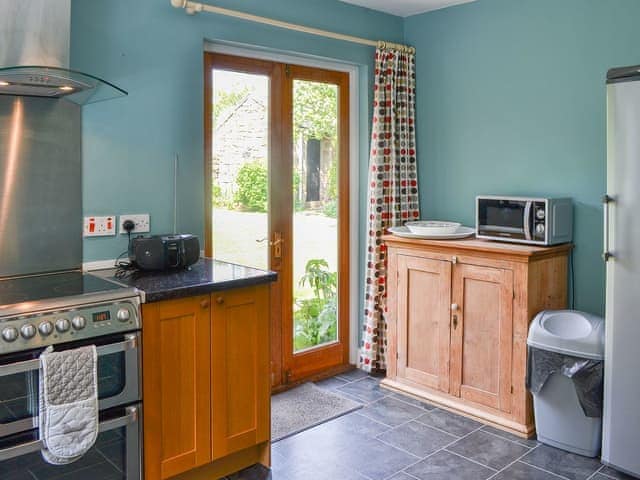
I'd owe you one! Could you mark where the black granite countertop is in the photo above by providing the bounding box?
[91,258,277,303]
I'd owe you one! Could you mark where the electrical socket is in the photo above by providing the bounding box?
[84,216,117,237]
[119,214,150,234]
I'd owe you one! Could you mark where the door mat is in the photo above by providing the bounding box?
[271,383,362,442]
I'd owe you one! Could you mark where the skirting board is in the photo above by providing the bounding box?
[169,441,270,480]
[380,378,535,439]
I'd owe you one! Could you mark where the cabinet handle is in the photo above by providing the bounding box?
[200,299,210,309]
[216,297,224,305]
[451,303,459,311]
[452,315,458,329]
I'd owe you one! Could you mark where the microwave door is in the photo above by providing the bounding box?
[479,199,528,239]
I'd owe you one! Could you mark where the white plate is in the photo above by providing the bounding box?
[405,220,461,236]
[388,225,476,240]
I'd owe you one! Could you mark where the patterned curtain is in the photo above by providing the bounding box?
[359,47,419,372]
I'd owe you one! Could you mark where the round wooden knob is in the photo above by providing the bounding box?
[216,297,224,305]
[200,299,210,308]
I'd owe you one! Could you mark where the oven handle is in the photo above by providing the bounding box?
[0,333,139,378]
[0,405,138,462]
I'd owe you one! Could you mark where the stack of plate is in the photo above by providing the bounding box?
[389,221,475,240]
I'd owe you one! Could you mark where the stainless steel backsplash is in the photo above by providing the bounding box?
[0,96,81,277]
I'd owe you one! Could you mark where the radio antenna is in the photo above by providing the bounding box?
[173,153,179,234]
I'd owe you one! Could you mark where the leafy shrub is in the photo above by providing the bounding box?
[234,160,268,212]
[322,199,337,219]
[294,259,338,350]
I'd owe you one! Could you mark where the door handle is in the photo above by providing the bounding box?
[271,232,283,259]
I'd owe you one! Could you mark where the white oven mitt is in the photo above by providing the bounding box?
[39,345,99,465]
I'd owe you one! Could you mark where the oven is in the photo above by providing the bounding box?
[0,331,140,437]
[0,404,141,480]
[0,280,142,480]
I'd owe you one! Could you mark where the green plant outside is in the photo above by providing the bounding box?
[293,259,338,351]
[234,160,268,212]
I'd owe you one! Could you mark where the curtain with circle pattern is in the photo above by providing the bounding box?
[359,47,419,372]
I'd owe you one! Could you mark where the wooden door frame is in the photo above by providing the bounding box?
[203,53,350,389]
[204,52,286,388]
[281,64,350,383]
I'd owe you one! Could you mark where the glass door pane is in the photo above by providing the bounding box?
[211,70,270,270]
[292,79,339,353]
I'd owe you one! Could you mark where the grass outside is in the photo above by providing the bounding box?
[212,208,338,351]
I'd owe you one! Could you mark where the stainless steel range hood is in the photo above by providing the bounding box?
[0,0,127,105]
[0,66,127,105]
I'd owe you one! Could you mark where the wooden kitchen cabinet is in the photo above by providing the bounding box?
[143,295,212,480]
[384,236,571,437]
[143,285,271,480]
[211,286,270,460]
[396,255,452,393]
[450,263,513,413]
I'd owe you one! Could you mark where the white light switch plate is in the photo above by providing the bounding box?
[84,215,117,237]
[119,214,150,234]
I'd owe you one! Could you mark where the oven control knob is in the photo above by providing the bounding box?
[2,327,19,342]
[71,316,87,330]
[38,321,53,336]
[536,209,546,220]
[116,308,130,322]
[20,324,36,339]
[536,224,545,235]
[55,318,70,333]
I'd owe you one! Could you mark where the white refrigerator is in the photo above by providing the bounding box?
[602,65,640,477]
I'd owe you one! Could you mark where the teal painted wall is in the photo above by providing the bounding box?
[72,0,640,319]
[70,0,403,267]
[405,0,640,316]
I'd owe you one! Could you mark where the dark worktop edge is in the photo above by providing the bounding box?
[142,272,277,303]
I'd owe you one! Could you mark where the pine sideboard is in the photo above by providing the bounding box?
[382,235,572,437]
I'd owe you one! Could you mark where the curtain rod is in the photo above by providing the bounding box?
[170,0,416,54]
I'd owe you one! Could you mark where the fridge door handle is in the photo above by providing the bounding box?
[603,195,615,262]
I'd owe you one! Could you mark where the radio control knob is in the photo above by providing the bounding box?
[38,321,53,336]
[55,318,70,333]
[116,308,130,322]
[71,316,87,330]
[536,224,545,235]
[20,324,36,339]
[536,209,545,220]
[2,327,19,342]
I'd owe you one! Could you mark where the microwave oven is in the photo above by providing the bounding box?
[476,196,573,245]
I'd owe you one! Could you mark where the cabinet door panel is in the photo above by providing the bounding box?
[212,286,270,459]
[451,264,513,412]
[397,255,451,392]
[143,296,212,480]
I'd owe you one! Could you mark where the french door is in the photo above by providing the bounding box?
[204,53,350,388]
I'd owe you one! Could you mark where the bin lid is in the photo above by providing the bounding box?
[527,310,604,360]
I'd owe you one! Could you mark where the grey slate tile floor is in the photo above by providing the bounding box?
[224,373,634,480]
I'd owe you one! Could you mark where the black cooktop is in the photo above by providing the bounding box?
[0,271,123,307]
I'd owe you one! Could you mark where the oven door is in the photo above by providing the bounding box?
[477,197,533,241]
[0,404,141,480]
[0,332,140,437]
